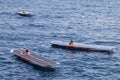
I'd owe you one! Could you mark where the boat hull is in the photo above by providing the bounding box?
[11,48,58,71]
[51,41,116,52]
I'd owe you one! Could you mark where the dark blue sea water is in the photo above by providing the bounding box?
[0,0,120,80]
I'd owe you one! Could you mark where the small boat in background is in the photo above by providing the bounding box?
[10,48,59,71]
[17,10,31,17]
[51,41,116,53]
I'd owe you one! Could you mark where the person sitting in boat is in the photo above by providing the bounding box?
[23,49,29,55]
[69,40,74,46]
[22,10,26,14]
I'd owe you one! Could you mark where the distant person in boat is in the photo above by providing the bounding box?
[23,49,29,55]
[69,40,74,46]
[22,11,26,14]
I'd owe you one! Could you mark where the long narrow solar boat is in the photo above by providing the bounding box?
[10,48,59,71]
[51,41,116,52]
